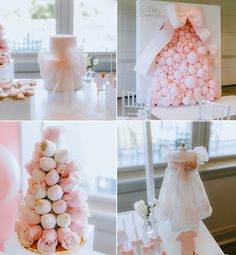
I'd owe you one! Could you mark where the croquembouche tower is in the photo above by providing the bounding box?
[15,127,89,254]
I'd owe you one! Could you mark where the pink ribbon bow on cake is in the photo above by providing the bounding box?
[135,3,218,76]
[38,47,86,92]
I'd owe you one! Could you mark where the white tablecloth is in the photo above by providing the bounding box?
[118,211,225,255]
[0,80,116,120]
[151,95,236,120]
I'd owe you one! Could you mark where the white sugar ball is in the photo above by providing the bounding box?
[32,184,47,200]
[34,199,52,214]
[41,214,56,229]
[187,52,198,64]
[39,140,56,157]
[47,184,63,201]
[40,157,57,172]
[57,213,71,227]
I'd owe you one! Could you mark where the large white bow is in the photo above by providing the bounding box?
[135,4,218,76]
[38,47,86,92]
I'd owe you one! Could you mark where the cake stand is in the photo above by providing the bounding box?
[4,225,99,255]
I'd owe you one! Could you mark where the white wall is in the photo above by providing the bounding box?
[118,0,236,96]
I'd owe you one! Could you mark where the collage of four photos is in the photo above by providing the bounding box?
[0,0,235,255]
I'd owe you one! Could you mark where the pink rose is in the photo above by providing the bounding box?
[67,202,89,222]
[59,173,79,193]
[37,229,58,254]
[19,204,41,225]
[33,142,42,163]
[63,190,87,208]
[15,220,43,247]
[70,221,88,237]
[57,228,80,250]
[56,161,78,178]
[25,161,34,176]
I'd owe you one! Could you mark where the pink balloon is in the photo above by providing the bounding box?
[182,96,191,106]
[209,79,217,88]
[0,196,20,250]
[166,57,175,66]
[187,52,198,64]
[184,75,197,89]
[197,68,205,78]
[0,146,20,203]
[174,53,181,62]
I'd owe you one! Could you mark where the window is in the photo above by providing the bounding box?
[1,0,116,53]
[1,0,56,52]
[118,121,236,171]
[21,122,116,198]
[209,122,236,158]
[74,0,117,52]
[118,122,192,168]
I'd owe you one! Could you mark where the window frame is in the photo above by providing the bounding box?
[117,122,236,175]
[9,0,116,73]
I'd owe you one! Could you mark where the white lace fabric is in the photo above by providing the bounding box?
[157,146,212,230]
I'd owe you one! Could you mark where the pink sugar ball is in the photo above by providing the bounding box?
[197,68,205,78]
[173,98,181,106]
[168,75,174,81]
[197,46,207,55]
[195,63,201,69]
[173,70,182,80]
[188,65,196,74]
[161,65,168,73]
[161,97,170,107]
[162,87,169,96]
[177,46,183,53]
[170,86,178,96]
[184,75,197,89]
[209,88,216,97]
[203,59,209,65]
[203,64,209,72]
[166,57,174,66]
[180,64,188,73]
[179,36,185,43]
[190,98,197,106]
[209,79,217,88]
[174,63,180,70]
[168,49,175,56]
[202,86,209,95]
[182,96,191,106]
[198,78,205,87]
[184,47,190,53]
[159,57,166,66]
[179,31,185,36]
[186,32,192,39]
[187,52,198,64]
[189,42,194,48]
[174,53,181,62]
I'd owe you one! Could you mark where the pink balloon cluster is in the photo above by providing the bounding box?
[152,21,219,107]
[0,24,11,66]
[15,132,89,254]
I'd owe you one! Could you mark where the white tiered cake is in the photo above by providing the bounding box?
[38,34,86,92]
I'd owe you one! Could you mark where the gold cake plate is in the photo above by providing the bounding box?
[24,237,86,254]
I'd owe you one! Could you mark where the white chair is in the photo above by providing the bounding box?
[199,100,231,120]
[121,91,151,119]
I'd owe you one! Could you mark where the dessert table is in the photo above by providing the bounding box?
[118,211,225,255]
[0,80,115,120]
[151,95,236,120]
